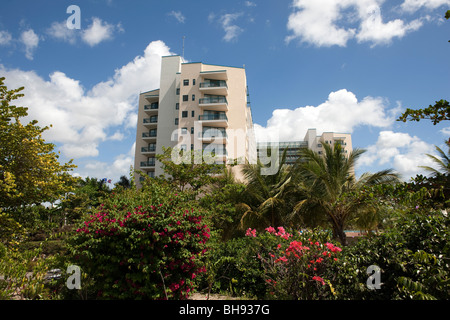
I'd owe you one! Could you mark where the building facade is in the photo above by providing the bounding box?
[257,129,353,165]
[134,55,257,183]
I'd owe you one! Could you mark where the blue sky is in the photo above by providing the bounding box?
[0,0,449,183]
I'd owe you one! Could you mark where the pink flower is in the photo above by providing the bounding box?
[312,276,325,285]
[245,228,257,237]
[265,226,276,234]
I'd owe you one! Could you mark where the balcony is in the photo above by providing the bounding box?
[140,160,156,168]
[144,103,159,114]
[143,116,158,128]
[142,131,157,140]
[141,146,156,154]
[198,113,228,127]
[200,70,228,81]
[199,80,228,96]
[199,129,227,143]
[199,95,228,111]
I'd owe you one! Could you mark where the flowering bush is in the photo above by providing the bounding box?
[246,227,341,300]
[66,183,210,299]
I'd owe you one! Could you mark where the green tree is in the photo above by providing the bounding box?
[0,77,77,211]
[420,139,450,177]
[292,143,400,245]
[153,146,225,193]
[238,149,293,229]
[397,99,450,125]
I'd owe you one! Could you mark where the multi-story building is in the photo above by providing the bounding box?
[257,129,353,165]
[134,55,257,184]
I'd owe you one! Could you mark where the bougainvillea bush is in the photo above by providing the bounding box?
[245,227,342,300]
[65,182,210,300]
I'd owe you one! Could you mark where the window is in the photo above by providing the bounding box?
[191,110,195,117]
[191,127,194,134]
[192,94,195,101]
[317,143,322,147]
[181,144,187,151]
[193,79,196,85]
[183,95,188,102]
[183,79,189,86]
[181,127,188,134]
[191,144,194,150]
[182,111,188,118]
[175,103,179,110]
[175,118,179,125]
[176,88,180,95]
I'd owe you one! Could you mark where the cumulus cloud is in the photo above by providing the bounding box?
[358,131,437,179]
[254,89,396,142]
[20,29,39,60]
[81,17,122,46]
[0,40,173,159]
[286,0,429,47]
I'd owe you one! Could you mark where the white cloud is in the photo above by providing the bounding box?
[0,30,12,46]
[0,40,173,160]
[218,13,244,42]
[81,143,135,183]
[400,0,450,13]
[46,21,78,44]
[356,5,423,46]
[81,17,120,46]
[245,1,257,7]
[20,29,39,60]
[286,0,431,47]
[254,89,395,142]
[358,130,437,179]
[168,11,186,23]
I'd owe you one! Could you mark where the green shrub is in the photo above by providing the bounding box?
[65,183,211,300]
[333,210,450,300]
[200,226,341,300]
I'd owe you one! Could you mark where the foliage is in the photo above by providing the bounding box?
[397,99,450,125]
[332,210,450,300]
[0,244,57,300]
[0,77,77,211]
[154,146,225,192]
[0,211,26,247]
[198,235,268,299]
[238,149,294,230]
[247,227,340,300]
[293,143,400,245]
[65,181,211,300]
[199,176,247,241]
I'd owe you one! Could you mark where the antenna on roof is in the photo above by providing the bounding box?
[182,36,186,61]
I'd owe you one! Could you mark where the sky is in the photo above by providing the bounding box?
[0,0,449,183]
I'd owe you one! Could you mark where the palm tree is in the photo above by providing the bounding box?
[292,143,400,246]
[239,149,293,229]
[420,139,450,177]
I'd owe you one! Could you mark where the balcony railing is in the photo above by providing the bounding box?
[144,103,159,110]
[140,160,156,167]
[199,114,228,121]
[141,146,156,153]
[199,81,227,89]
[142,132,157,138]
[200,130,227,139]
[199,96,228,105]
[143,117,158,124]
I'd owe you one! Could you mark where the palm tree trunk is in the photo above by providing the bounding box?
[330,216,347,246]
